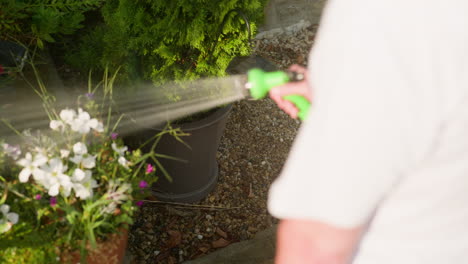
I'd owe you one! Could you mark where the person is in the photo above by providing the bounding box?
[267,0,468,263]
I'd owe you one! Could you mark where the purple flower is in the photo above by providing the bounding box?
[111,132,119,140]
[136,200,144,207]
[35,194,42,200]
[145,164,154,174]
[139,180,148,189]
[85,92,94,99]
[50,197,57,207]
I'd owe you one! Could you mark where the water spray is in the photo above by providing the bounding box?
[113,67,312,130]
[0,68,311,143]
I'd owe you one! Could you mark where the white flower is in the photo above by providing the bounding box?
[57,108,104,134]
[73,142,88,155]
[112,143,128,156]
[70,108,91,133]
[16,152,47,182]
[0,204,19,234]
[118,156,130,168]
[73,183,96,200]
[33,147,49,157]
[81,155,96,169]
[60,149,70,158]
[2,144,21,160]
[70,154,96,169]
[69,108,104,134]
[111,141,130,169]
[72,169,98,199]
[92,121,104,133]
[69,155,80,165]
[49,120,65,131]
[59,109,76,125]
[86,117,104,133]
[41,158,72,197]
[72,168,87,182]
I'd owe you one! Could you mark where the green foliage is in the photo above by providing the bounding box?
[0,141,58,263]
[64,25,106,73]
[1,247,57,264]
[0,0,104,48]
[67,0,268,85]
[0,210,58,263]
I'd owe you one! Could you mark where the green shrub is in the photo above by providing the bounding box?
[67,0,268,84]
[0,0,104,48]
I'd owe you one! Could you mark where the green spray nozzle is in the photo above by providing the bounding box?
[246,68,311,120]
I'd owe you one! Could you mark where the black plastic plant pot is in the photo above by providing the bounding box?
[0,40,27,70]
[0,41,27,106]
[126,104,232,203]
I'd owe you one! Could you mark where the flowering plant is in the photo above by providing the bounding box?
[0,70,184,262]
[0,104,156,257]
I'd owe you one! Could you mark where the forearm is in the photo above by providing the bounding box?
[275,219,362,264]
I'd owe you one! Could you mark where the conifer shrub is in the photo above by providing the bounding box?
[0,0,103,48]
[67,0,268,84]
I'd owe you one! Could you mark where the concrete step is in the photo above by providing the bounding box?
[183,226,277,264]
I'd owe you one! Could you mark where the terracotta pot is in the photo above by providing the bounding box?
[61,229,128,264]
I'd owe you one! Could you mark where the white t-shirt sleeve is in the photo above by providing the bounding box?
[268,0,414,228]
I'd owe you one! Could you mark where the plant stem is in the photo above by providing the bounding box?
[142,200,241,210]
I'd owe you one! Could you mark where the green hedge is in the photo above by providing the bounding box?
[67,0,268,84]
[0,0,103,48]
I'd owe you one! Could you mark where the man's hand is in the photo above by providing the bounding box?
[276,219,363,264]
[269,65,312,119]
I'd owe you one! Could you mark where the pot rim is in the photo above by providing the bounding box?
[172,103,233,131]
[140,104,233,132]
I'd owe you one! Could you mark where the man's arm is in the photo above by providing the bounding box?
[276,219,363,264]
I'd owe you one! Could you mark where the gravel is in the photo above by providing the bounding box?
[127,22,318,263]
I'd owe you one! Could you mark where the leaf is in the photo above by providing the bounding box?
[212,238,231,248]
[153,153,187,163]
[198,244,211,253]
[165,230,182,249]
[36,38,44,49]
[215,227,228,239]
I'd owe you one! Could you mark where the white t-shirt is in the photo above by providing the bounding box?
[268,0,468,263]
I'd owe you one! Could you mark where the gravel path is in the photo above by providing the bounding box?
[128,22,318,264]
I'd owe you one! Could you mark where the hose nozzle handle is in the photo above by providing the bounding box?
[247,68,311,120]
